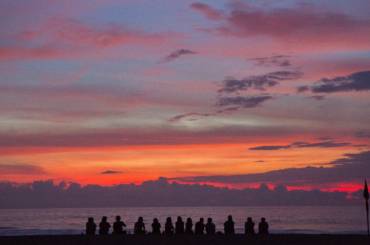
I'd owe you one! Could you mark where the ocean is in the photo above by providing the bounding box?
[0,206,367,236]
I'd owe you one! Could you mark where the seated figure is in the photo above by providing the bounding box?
[245,217,255,235]
[151,218,161,234]
[86,217,96,235]
[165,217,174,236]
[134,217,146,235]
[205,217,216,235]
[113,215,126,234]
[258,217,269,235]
[195,218,205,235]
[224,215,235,235]
[185,218,193,234]
[99,216,111,235]
[175,216,185,234]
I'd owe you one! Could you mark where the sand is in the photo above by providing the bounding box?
[0,234,369,245]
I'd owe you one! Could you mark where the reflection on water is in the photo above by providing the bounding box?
[0,206,366,235]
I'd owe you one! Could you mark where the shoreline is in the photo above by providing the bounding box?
[0,234,369,245]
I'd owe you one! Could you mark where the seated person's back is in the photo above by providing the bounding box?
[86,217,96,235]
[175,216,184,234]
[258,217,269,235]
[151,218,161,234]
[134,217,146,234]
[205,218,216,235]
[165,217,174,235]
[195,218,205,235]
[245,217,255,235]
[99,216,111,235]
[185,218,193,234]
[113,216,126,234]
[224,215,235,235]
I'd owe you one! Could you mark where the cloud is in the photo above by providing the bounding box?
[308,95,325,100]
[248,55,291,67]
[190,2,224,20]
[100,170,123,175]
[218,70,302,93]
[190,2,370,50]
[0,125,315,150]
[308,70,370,93]
[160,49,197,63]
[0,163,45,175]
[174,151,370,187]
[249,140,352,150]
[168,112,213,122]
[355,131,370,138]
[0,18,171,60]
[0,177,357,208]
[217,95,273,110]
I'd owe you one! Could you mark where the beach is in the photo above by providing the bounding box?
[0,234,369,245]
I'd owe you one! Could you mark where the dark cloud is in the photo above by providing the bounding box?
[250,145,290,150]
[217,95,273,110]
[168,112,213,122]
[0,163,45,175]
[190,2,370,47]
[100,170,123,175]
[190,2,224,20]
[0,177,356,208]
[355,131,370,138]
[161,49,197,63]
[0,124,307,148]
[309,95,325,100]
[174,151,370,187]
[248,55,291,67]
[219,71,302,93]
[249,140,352,150]
[297,85,310,93]
[299,71,370,93]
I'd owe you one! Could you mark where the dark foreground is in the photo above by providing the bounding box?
[0,234,369,245]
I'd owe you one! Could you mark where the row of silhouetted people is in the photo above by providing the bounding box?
[86,215,269,236]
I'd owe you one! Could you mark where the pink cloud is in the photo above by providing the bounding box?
[191,2,370,52]
[190,2,224,20]
[0,18,175,60]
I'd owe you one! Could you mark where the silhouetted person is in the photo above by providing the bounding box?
[86,217,96,235]
[258,217,269,235]
[164,217,174,236]
[195,218,205,235]
[151,218,161,235]
[134,217,146,235]
[175,216,184,234]
[113,215,126,234]
[185,218,193,234]
[99,216,111,235]
[245,217,255,235]
[224,215,235,235]
[205,217,216,235]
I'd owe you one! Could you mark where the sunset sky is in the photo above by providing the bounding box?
[0,0,369,192]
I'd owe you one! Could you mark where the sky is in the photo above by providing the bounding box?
[0,0,369,193]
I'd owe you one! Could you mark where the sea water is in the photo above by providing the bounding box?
[0,206,367,235]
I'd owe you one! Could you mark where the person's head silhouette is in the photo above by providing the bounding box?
[116,216,121,221]
[187,218,192,223]
[166,217,172,223]
[88,217,94,223]
[153,218,159,223]
[261,217,266,222]
[200,218,204,223]
[207,218,212,223]
[177,216,182,222]
[138,217,143,222]
[102,216,107,222]
[228,215,233,221]
[247,217,252,222]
